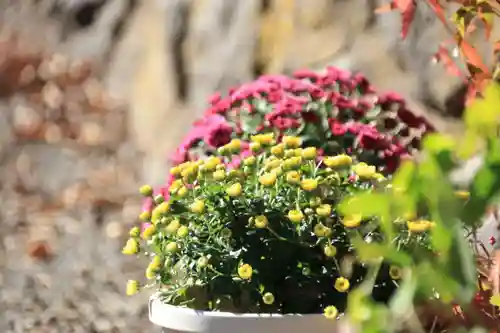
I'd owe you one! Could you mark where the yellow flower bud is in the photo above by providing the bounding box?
[271,144,285,157]
[139,211,151,221]
[126,280,139,296]
[324,305,338,320]
[323,244,337,257]
[122,238,139,255]
[265,159,281,171]
[286,171,301,184]
[316,204,332,217]
[254,215,269,228]
[323,154,352,168]
[352,162,376,179]
[169,166,181,177]
[129,226,140,237]
[334,277,350,292]
[302,147,317,160]
[262,292,275,305]
[197,256,209,268]
[177,186,188,198]
[250,142,262,152]
[283,135,302,148]
[238,263,253,279]
[177,225,189,238]
[166,219,181,234]
[251,133,274,146]
[142,225,156,239]
[226,183,243,197]
[166,242,179,254]
[243,156,256,166]
[342,214,362,228]
[287,209,304,223]
[389,265,402,280]
[213,170,226,181]
[139,185,153,197]
[407,220,435,233]
[259,173,277,186]
[301,178,318,191]
[190,199,205,214]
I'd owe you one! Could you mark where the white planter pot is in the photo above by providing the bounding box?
[149,295,356,333]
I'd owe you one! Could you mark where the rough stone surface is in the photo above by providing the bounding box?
[0,1,499,333]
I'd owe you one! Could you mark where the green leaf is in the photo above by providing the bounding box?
[444,223,476,303]
[422,133,456,154]
[240,111,263,134]
[339,192,390,219]
[430,222,452,259]
[352,238,412,267]
[389,270,417,318]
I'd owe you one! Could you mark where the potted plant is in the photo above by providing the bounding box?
[123,134,436,333]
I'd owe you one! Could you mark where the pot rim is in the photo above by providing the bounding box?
[149,293,327,319]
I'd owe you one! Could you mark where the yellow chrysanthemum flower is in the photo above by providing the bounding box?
[302,147,317,160]
[323,305,338,319]
[352,162,376,179]
[166,219,181,234]
[490,294,500,307]
[288,209,304,223]
[334,277,350,292]
[323,244,337,257]
[177,225,189,238]
[238,263,253,279]
[129,226,140,237]
[166,242,179,254]
[271,144,285,157]
[283,135,302,148]
[323,154,352,168]
[407,220,435,233]
[316,204,332,217]
[142,224,156,240]
[139,211,151,222]
[262,292,275,305]
[139,185,153,197]
[301,178,318,191]
[177,186,188,198]
[226,183,243,197]
[126,280,139,296]
[254,215,269,229]
[259,173,277,186]
[251,133,275,146]
[243,156,256,166]
[213,169,226,181]
[342,214,362,228]
[122,238,139,255]
[286,171,301,184]
[389,265,402,280]
[250,142,262,152]
[190,199,205,214]
[169,166,181,177]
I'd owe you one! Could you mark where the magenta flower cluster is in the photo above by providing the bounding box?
[171,67,434,174]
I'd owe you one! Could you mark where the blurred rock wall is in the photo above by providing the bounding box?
[0,0,499,332]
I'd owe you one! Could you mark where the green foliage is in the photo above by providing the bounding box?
[340,81,500,331]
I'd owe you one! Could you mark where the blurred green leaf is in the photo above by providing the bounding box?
[444,223,476,303]
[389,270,417,318]
[352,238,412,266]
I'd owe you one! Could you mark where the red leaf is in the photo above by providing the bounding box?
[400,0,416,39]
[394,0,413,12]
[426,0,448,26]
[460,40,490,74]
[434,44,466,79]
